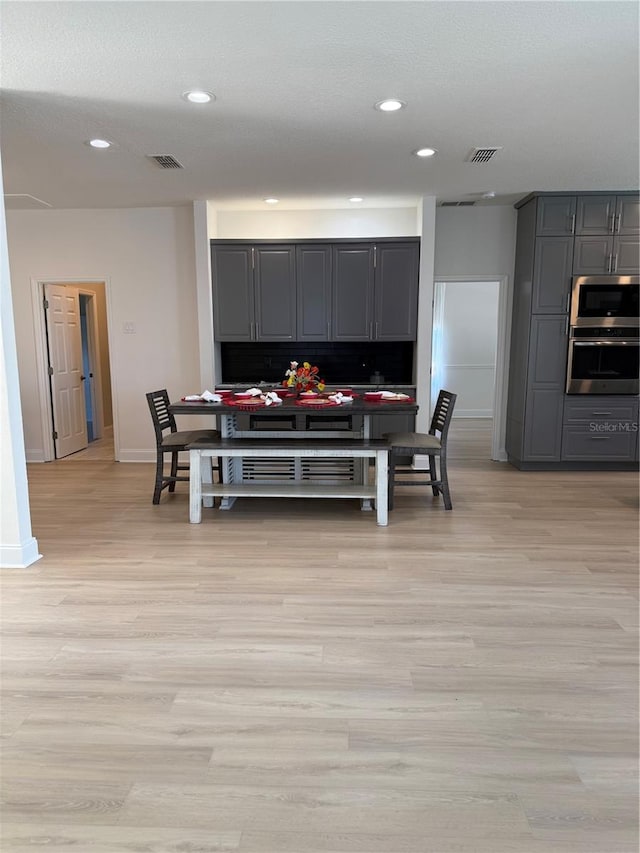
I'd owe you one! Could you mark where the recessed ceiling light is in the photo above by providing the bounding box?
[482,191,497,199]
[348,197,364,203]
[183,90,215,104]
[87,139,112,149]
[374,99,406,112]
[413,147,437,158]
[264,198,279,204]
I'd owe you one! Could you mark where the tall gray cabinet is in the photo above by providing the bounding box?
[506,192,639,469]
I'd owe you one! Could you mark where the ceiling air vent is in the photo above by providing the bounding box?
[440,201,476,207]
[466,147,503,163]
[148,155,183,169]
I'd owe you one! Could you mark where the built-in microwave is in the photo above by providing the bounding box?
[570,275,639,327]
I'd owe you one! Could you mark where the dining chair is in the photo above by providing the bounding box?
[146,389,223,504]
[385,389,457,510]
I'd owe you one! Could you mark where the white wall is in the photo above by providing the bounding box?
[435,205,516,278]
[208,206,419,239]
[6,207,201,462]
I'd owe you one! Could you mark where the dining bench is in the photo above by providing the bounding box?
[187,436,390,526]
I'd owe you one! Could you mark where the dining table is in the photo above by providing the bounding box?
[169,391,419,513]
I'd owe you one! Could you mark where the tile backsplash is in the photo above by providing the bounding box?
[220,342,414,384]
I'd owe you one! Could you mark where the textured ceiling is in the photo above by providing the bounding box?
[1,0,638,210]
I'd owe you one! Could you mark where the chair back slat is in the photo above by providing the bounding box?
[146,389,177,441]
[429,390,457,438]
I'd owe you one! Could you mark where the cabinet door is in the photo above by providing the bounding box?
[615,196,640,235]
[331,245,374,340]
[523,315,568,461]
[575,196,616,235]
[612,236,640,274]
[254,246,296,340]
[573,236,613,275]
[296,245,331,340]
[374,242,419,340]
[536,196,576,236]
[211,245,254,341]
[532,237,573,314]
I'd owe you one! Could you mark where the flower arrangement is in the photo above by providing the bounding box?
[283,360,325,393]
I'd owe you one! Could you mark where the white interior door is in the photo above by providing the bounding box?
[44,283,88,458]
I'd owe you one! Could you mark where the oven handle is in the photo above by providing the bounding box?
[572,340,639,346]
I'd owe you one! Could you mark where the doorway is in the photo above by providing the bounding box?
[432,278,509,461]
[37,280,114,460]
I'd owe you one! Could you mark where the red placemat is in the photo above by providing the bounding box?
[224,398,268,410]
[295,398,340,408]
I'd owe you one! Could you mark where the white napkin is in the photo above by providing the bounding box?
[200,389,222,402]
[328,392,353,404]
[379,390,409,400]
[244,387,263,396]
[262,391,282,406]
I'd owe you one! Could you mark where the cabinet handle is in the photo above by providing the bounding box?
[250,321,254,340]
[375,321,379,339]
[565,292,571,313]
[369,321,373,339]
[592,411,612,416]
[615,213,621,234]
[609,213,616,234]
[326,321,330,339]
[589,436,611,440]
[606,254,613,273]
[569,213,576,234]
[612,254,618,273]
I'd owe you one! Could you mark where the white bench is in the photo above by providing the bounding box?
[187,437,390,526]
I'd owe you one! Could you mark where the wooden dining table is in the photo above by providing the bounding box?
[169,394,419,517]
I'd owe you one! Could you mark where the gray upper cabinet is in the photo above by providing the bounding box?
[374,242,419,340]
[331,245,374,341]
[253,246,295,340]
[296,246,331,341]
[212,245,254,341]
[212,244,295,341]
[532,237,573,313]
[575,194,640,236]
[616,196,640,235]
[573,235,640,275]
[536,196,577,236]
[212,238,419,343]
[575,196,616,235]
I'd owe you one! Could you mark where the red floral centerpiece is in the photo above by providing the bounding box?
[283,360,325,393]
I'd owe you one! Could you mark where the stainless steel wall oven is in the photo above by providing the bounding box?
[567,327,639,394]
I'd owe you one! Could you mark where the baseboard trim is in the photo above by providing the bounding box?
[26,450,47,463]
[0,538,42,568]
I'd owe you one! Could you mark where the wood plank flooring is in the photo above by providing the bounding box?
[1,423,638,852]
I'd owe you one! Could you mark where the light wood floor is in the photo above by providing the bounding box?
[2,423,638,852]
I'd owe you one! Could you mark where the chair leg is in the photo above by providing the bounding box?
[152,450,164,504]
[440,453,452,510]
[169,452,178,492]
[388,455,396,511]
[428,455,439,496]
